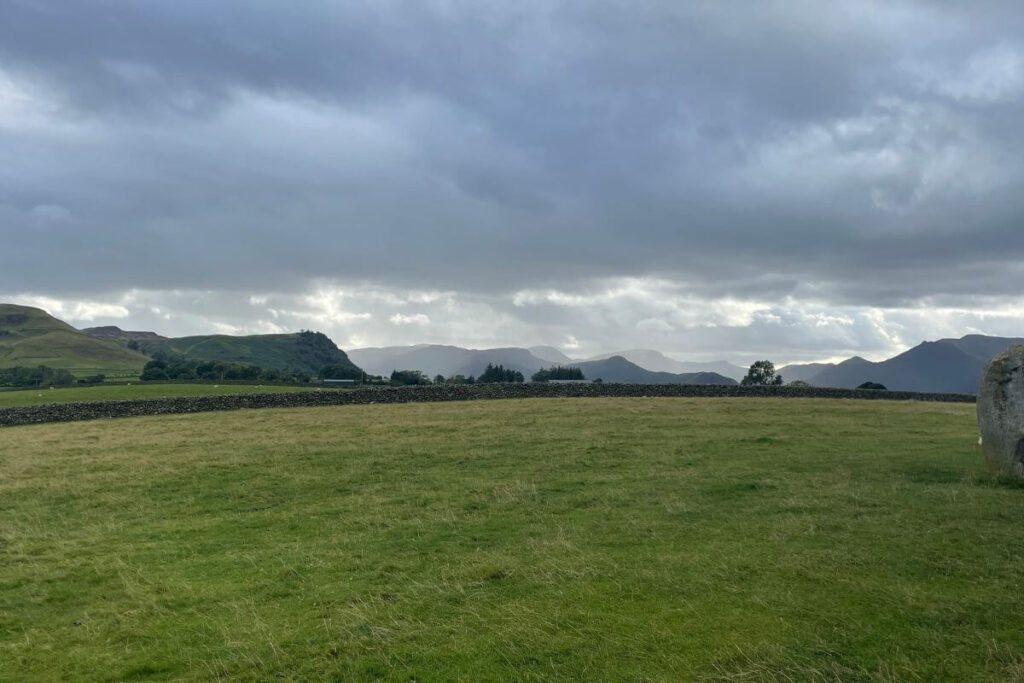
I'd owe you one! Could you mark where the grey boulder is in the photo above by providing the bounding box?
[977,345,1024,478]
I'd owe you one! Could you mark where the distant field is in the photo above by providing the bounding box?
[2,398,1021,680]
[0,382,319,408]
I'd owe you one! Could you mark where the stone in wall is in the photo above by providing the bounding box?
[978,345,1024,478]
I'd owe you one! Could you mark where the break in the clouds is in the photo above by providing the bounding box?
[2,1,1024,361]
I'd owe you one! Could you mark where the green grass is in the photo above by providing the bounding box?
[0,383,321,408]
[1,398,1020,681]
[0,329,149,372]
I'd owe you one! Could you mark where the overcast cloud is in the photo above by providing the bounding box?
[3,0,1024,363]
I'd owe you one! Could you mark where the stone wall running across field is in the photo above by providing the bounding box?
[0,383,976,428]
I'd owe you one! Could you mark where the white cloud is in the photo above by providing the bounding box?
[8,278,1024,366]
[389,313,430,326]
[29,204,74,225]
[919,44,1024,104]
[637,318,675,333]
[6,294,130,322]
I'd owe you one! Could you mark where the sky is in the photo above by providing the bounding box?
[3,0,1024,364]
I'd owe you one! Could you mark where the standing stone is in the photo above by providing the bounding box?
[977,345,1024,478]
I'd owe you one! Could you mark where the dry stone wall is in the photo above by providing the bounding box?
[0,383,975,428]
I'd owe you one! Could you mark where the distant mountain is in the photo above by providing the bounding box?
[350,344,741,383]
[789,335,1024,394]
[348,344,554,379]
[777,362,837,384]
[140,331,361,375]
[528,345,573,365]
[671,360,748,381]
[803,356,875,388]
[0,304,149,372]
[83,325,166,341]
[945,334,1024,362]
[575,356,736,385]
[450,348,558,379]
[585,349,747,381]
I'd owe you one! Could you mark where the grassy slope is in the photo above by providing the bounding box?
[142,332,360,375]
[0,383,321,408]
[0,304,149,374]
[1,398,1021,680]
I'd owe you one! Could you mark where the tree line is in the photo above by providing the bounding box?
[140,348,370,383]
[141,358,316,382]
[0,366,104,387]
[388,364,526,385]
[387,364,587,386]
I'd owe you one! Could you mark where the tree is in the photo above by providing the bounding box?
[478,364,524,383]
[319,364,361,380]
[857,381,887,391]
[0,365,75,387]
[434,374,446,385]
[140,358,310,383]
[140,360,169,381]
[140,366,169,381]
[531,365,585,382]
[390,369,429,386]
[741,360,783,386]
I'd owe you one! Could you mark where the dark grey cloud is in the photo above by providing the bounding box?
[2,0,1024,358]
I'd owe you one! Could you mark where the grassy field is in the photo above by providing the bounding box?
[1,398,1020,681]
[0,383,321,408]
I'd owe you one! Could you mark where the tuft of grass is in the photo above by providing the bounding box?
[1,398,1020,681]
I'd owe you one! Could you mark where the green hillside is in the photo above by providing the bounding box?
[0,304,149,374]
[141,330,362,375]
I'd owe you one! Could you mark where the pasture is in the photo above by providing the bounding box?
[0,383,320,409]
[2,398,1021,681]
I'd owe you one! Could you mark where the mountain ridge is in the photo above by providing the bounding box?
[780,336,1024,394]
[584,349,747,381]
[83,325,167,342]
[573,356,736,385]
